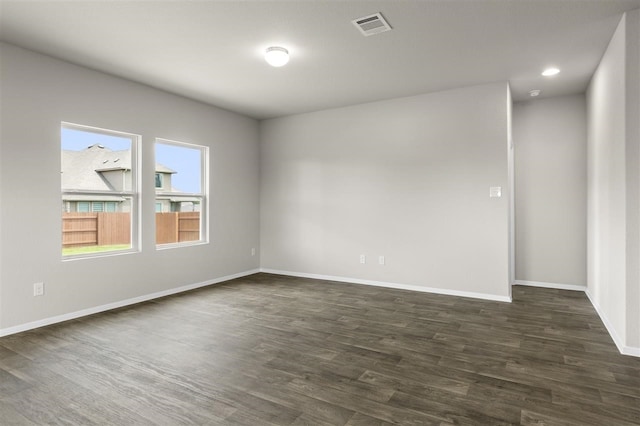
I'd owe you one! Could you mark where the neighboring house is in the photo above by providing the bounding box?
[62,144,198,213]
[154,169,200,213]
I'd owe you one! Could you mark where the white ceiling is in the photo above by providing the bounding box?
[1,0,639,119]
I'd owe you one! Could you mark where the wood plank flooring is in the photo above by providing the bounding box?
[1,273,639,425]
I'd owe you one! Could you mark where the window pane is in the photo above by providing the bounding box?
[62,198,133,256]
[62,128,132,193]
[155,140,206,246]
[155,143,201,193]
[62,124,137,257]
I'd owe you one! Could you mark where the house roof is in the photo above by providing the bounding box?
[63,194,126,202]
[62,144,174,191]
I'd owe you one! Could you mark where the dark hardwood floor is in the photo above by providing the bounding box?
[1,273,639,425]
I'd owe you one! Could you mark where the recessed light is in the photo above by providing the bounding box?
[265,47,289,67]
[529,89,541,97]
[542,67,560,76]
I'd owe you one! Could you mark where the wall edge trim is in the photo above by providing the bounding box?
[260,268,512,302]
[0,268,260,337]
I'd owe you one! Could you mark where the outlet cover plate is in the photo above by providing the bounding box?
[34,282,44,296]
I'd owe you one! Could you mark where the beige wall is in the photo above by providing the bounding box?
[587,10,640,355]
[0,43,261,331]
[513,94,587,287]
[260,83,511,300]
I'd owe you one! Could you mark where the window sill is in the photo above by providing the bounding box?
[62,248,139,262]
[155,240,209,251]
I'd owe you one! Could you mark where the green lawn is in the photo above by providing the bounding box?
[62,244,130,256]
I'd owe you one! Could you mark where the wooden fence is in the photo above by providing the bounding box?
[62,212,130,247]
[155,212,200,244]
[62,212,200,248]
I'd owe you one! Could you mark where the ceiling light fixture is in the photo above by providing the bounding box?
[265,47,289,67]
[529,89,541,97]
[542,67,560,76]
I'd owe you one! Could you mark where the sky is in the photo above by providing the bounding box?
[62,127,202,193]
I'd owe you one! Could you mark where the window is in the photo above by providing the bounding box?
[61,123,139,257]
[91,202,104,212]
[155,139,208,247]
[77,201,90,213]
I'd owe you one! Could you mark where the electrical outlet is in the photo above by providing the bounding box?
[251,247,256,256]
[379,255,385,265]
[360,254,366,264]
[33,282,44,297]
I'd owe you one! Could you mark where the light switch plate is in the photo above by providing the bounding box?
[489,186,502,198]
[34,282,44,297]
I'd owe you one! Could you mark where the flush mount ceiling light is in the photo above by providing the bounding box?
[265,46,289,67]
[542,67,560,76]
[529,89,541,97]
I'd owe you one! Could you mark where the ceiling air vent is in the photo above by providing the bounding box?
[352,13,392,37]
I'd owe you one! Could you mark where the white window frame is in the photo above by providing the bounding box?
[61,122,141,260]
[155,138,209,249]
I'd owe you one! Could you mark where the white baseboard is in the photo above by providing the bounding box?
[621,346,640,357]
[513,280,587,291]
[0,268,260,338]
[585,290,640,357]
[260,268,512,303]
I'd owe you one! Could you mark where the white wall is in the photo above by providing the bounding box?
[507,85,515,298]
[260,82,511,301]
[587,10,640,355]
[626,9,640,351]
[513,95,587,288]
[0,43,261,331]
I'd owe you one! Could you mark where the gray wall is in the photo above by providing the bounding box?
[513,95,587,287]
[0,43,261,331]
[260,82,511,300]
[632,8,640,353]
[587,10,640,354]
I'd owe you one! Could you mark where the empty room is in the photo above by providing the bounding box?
[0,0,639,425]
